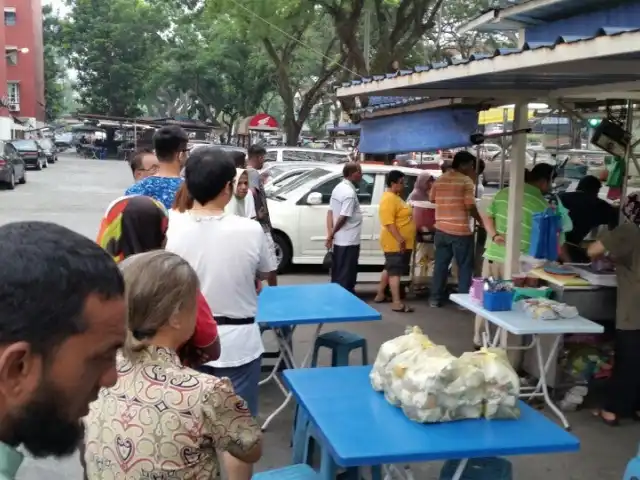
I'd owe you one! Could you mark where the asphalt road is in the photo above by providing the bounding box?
[0,153,635,479]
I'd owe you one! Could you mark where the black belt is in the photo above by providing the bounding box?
[216,316,255,326]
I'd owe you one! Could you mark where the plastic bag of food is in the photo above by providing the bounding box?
[370,326,433,392]
[385,343,458,422]
[459,348,520,419]
[438,356,486,421]
[516,298,579,320]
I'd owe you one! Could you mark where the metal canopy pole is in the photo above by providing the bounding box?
[499,108,508,188]
[620,100,634,223]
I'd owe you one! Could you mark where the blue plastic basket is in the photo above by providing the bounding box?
[483,291,514,312]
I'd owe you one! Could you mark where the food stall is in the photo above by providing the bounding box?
[336,25,640,420]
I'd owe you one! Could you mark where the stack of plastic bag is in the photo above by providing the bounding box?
[370,328,521,423]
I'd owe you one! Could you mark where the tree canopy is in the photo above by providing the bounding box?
[42,0,513,139]
[61,0,168,117]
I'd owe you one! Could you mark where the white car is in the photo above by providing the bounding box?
[262,162,330,195]
[267,164,440,271]
[265,147,349,164]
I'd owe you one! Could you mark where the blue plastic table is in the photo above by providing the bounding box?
[283,366,579,479]
[257,283,381,430]
[258,283,382,326]
[451,293,604,429]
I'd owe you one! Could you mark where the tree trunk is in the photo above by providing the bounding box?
[282,113,299,145]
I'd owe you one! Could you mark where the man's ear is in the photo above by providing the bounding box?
[0,342,42,404]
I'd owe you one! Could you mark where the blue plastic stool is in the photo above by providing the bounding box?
[310,330,368,367]
[624,444,640,480]
[253,464,320,479]
[440,457,512,480]
[292,407,382,480]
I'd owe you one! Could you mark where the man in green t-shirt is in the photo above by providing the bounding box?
[474,164,554,356]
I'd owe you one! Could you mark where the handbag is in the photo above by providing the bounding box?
[529,208,561,260]
[322,249,333,271]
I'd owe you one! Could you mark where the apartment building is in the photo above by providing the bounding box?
[0,0,45,139]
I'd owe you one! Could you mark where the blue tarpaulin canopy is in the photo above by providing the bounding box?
[358,108,479,154]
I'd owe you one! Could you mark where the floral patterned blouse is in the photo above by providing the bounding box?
[83,346,261,479]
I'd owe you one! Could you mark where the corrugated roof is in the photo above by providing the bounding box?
[464,0,622,33]
[340,27,640,92]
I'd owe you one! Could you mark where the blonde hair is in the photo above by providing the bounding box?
[119,250,199,357]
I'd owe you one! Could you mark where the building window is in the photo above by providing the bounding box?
[4,11,16,26]
[5,50,17,66]
[7,82,19,106]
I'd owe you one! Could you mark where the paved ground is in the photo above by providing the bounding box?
[0,153,636,479]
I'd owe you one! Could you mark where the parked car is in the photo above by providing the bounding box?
[481,150,538,185]
[265,147,349,164]
[11,139,47,170]
[261,162,329,194]
[0,141,26,189]
[267,164,440,271]
[54,132,73,149]
[37,138,58,164]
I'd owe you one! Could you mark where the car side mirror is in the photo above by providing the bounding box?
[307,192,322,205]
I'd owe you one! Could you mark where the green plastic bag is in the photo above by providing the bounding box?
[605,156,624,188]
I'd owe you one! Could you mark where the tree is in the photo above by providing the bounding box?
[42,5,66,120]
[314,0,446,76]
[148,15,277,141]
[422,0,516,62]
[62,0,168,116]
[208,0,346,144]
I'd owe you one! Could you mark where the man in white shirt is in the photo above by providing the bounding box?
[166,146,271,480]
[326,163,363,293]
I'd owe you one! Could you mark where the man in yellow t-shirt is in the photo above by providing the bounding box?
[375,170,416,312]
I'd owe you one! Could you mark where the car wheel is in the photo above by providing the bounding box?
[18,169,26,184]
[272,231,292,273]
[6,170,15,190]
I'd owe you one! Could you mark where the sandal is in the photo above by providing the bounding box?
[373,296,391,304]
[592,409,619,426]
[391,304,414,313]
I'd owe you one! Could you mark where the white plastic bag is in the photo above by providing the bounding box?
[386,344,458,422]
[370,326,433,392]
[516,298,579,321]
[459,348,521,419]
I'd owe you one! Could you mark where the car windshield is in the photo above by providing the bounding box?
[12,140,38,150]
[322,152,349,164]
[269,168,331,200]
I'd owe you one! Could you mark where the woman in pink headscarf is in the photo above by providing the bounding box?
[408,171,435,203]
[407,171,436,291]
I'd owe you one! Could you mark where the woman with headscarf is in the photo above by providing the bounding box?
[407,171,436,291]
[96,195,219,365]
[408,171,435,203]
[588,192,640,426]
[84,251,262,479]
[225,168,257,219]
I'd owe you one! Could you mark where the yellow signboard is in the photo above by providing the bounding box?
[478,107,535,125]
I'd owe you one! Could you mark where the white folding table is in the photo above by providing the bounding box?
[450,293,604,430]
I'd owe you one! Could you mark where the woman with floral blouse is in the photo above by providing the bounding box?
[83,250,262,479]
